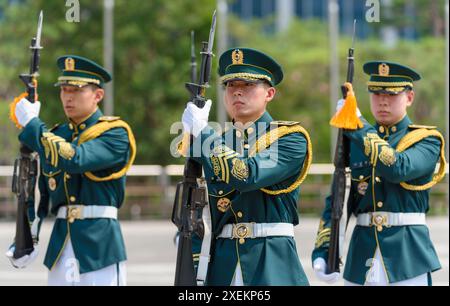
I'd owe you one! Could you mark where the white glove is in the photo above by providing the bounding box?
[15,98,41,127]
[5,244,39,269]
[336,98,361,118]
[182,100,212,138]
[313,258,340,284]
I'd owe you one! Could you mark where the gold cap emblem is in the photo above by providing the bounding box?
[378,63,390,76]
[232,49,244,65]
[65,57,75,71]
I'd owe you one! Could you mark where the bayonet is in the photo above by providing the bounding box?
[206,10,217,55]
[35,10,43,50]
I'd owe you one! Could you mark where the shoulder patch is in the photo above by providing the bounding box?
[49,123,61,132]
[408,124,437,130]
[270,120,300,126]
[99,116,121,122]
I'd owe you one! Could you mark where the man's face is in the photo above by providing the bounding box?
[370,90,414,126]
[60,85,104,123]
[224,80,275,124]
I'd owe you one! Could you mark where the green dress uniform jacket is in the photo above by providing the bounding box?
[312,115,445,284]
[188,111,312,285]
[19,108,135,273]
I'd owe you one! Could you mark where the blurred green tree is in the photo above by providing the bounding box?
[0,0,446,165]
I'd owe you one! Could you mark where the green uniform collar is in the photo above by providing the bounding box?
[232,111,273,140]
[374,115,412,137]
[68,108,103,133]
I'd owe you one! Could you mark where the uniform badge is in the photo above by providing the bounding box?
[364,133,381,157]
[378,63,390,76]
[41,136,51,159]
[65,57,75,71]
[314,219,331,249]
[232,49,244,65]
[217,197,231,213]
[231,158,248,181]
[379,146,396,166]
[58,142,75,160]
[210,155,221,177]
[48,177,57,191]
[364,137,371,156]
[357,181,369,195]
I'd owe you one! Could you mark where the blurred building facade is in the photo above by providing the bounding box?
[229,0,427,41]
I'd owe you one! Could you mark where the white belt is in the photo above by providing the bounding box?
[218,223,294,239]
[357,212,426,231]
[56,205,118,223]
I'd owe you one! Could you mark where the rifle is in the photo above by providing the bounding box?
[327,20,356,274]
[171,11,217,286]
[11,11,43,259]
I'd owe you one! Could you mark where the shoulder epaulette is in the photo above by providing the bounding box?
[98,116,121,122]
[49,123,61,132]
[270,120,300,126]
[408,124,437,130]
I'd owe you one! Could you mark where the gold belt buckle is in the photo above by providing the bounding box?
[371,214,388,232]
[67,206,83,223]
[233,223,253,244]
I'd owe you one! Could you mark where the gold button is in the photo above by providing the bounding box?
[243,144,250,149]
[377,201,383,208]
[375,177,381,183]
[79,123,86,130]
[359,175,364,180]
[236,131,242,138]
[379,126,385,133]
[68,207,79,224]
[247,127,254,134]
[218,190,223,195]
[237,211,243,218]
[65,173,71,180]
[70,196,76,203]
[391,126,397,133]
[239,238,245,244]
[48,178,57,191]
[69,123,74,130]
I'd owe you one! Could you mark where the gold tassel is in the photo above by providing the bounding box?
[330,82,363,130]
[177,132,191,157]
[9,92,29,129]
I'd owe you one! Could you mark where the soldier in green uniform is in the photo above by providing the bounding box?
[312,61,446,286]
[180,48,312,285]
[6,55,136,286]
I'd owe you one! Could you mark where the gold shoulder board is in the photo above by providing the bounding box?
[99,116,121,122]
[408,124,437,130]
[49,124,60,132]
[270,120,300,126]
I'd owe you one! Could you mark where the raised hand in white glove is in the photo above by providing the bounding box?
[15,98,41,127]
[336,98,362,118]
[182,99,212,138]
[313,257,340,284]
[5,244,39,269]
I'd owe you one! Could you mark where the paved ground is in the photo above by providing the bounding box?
[0,217,448,286]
